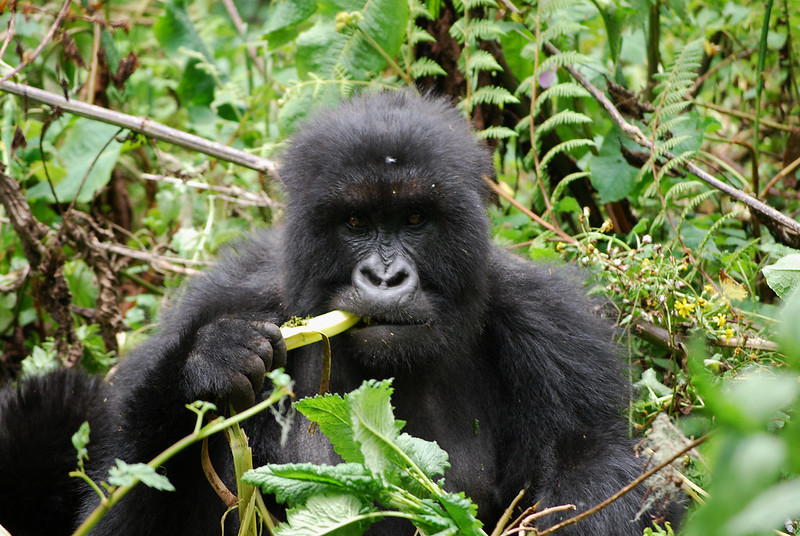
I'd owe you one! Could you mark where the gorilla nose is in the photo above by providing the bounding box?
[353,254,419,306]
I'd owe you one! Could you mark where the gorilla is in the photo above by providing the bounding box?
[0,91,677,535]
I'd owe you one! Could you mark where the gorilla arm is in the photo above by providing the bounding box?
[486,250,651,535]
[85,231,289,535]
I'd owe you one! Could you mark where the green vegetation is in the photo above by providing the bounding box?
[1,0,800,534]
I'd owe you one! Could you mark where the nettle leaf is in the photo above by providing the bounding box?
[762,254,800,300]
[395,434,450,479]
[243,463,379,505]
[108,459,175,492]
[346,379,400,478]
[295,394,364,464]
[277,493,377,536]
[440,491,484,536]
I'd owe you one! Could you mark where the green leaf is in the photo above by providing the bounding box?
[295,394,364,464]
[439,492,484,536]
[395,434,449,480]
[262,0,317,36]
[589,124,640,203]
[108,459,175,491]
[347,379,399,478]
[20,345,60,379]
[71,421,91,464]
[276,493,377,536]
[26,118,122,204]
[762,253,800,300]
[242,463,378,505]
[723,479,800,536]
[153,0,213,60]
[296,0,409,80]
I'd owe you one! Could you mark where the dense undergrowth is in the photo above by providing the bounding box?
[1,0,800,534]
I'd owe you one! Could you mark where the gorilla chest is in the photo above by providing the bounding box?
[263,364,501,519]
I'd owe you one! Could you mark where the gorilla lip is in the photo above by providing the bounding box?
[356,315,430,329]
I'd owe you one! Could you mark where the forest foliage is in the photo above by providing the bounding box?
[1,0,800,534]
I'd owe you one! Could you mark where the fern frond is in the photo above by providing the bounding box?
[551,171,591,204]
[465,0,499,8]
[537,50,591,75]
[651,135,692,159]
[654,116,690,139]
[695,209,742,253]
[656,151,696,182]
[540,138,595,171]
[449,19,505,44]
[477,126,518,140]
[664,180,704,203]
[676,189,717,230]
[649,39,703,128]
[534,109,593,138]
[410,57,446,78]
[410,0,433,19]
[540,0,586,16]
[466,86,520,108]
[533,82,591,114]
[409,27,436,46]
[541,22,587,42]
[464,49,503,74]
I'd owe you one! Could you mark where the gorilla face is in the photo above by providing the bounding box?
[279,91,494,368]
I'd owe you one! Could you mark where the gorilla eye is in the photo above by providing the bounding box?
[346,213,366,230]
[406,211,425,226]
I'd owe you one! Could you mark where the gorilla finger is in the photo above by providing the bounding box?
[227,373,257,413]
[242,352,267,394]
[256,321,287,370]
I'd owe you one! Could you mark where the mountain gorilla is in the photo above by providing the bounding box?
[0,91,676,535]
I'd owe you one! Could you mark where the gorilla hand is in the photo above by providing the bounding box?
[181,316,287,412]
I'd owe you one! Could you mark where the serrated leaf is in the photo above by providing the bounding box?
[762,254,800,300]
[396,434,450,478]
[276,493,377,536]
[243,463,378,505]
[410,57,446,79]
[295,394,364,464]
[439,492,484,536]
[108,459,175,491]
[346,379,400,479]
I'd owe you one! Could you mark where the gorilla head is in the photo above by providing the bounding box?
[280,92,495,369]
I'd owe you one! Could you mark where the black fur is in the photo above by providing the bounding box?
[0,91,676,535]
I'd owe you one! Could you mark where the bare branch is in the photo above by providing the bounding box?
[0,0,71,85]
[542,42,800,240]
[0,80,279,178]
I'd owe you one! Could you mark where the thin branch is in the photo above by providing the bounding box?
[537,433,709,536]
[0,0,72,85]
[542,42,800,238]
[141,173,278,208]
[484,177,575,243]
[0,80,279,178]
[0,4,16,61]
[220,0,265,75]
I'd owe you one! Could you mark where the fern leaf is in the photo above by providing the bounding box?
[477,126,518,140]
[409,27,436,46]
[551,171,591,204]
[464,49,503,75]
[465,0,499,8]
[540,138,596,171]
[410,57,446,78]
[469,86,520,107]
[534,109,593,139]
[533,82,591,114]
[541,22,586,42]
[449,19,505,44]
[537,51,590,75]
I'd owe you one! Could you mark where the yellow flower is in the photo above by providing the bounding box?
[697,298,707,308]
[704,284,716,295]
[599,219,614,233]
[675,298,696,318]
[724,327,734,342]
[714,314,727,328]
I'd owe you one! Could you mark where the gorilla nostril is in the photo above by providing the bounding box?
[385,269,408,288]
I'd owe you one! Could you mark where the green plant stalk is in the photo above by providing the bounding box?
[356,27,414,85]
[752,0,774,184]
[71,385,291,536]
[281,310,361,351]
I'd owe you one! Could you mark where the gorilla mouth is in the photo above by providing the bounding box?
[358,315,430,328]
